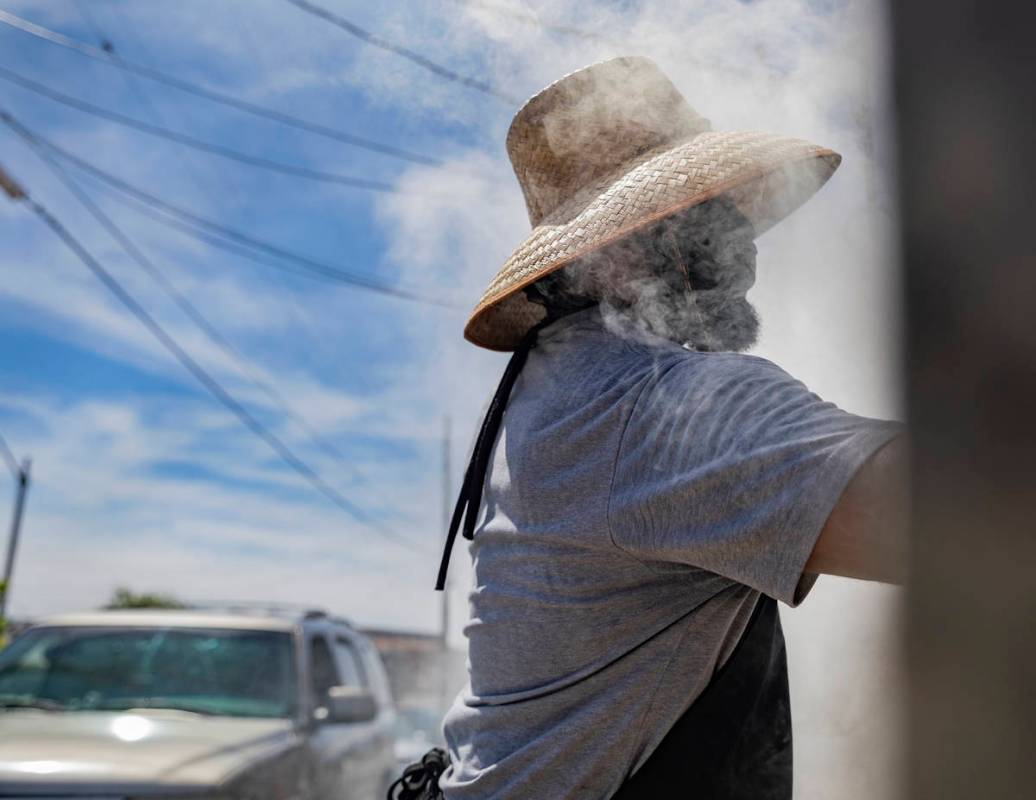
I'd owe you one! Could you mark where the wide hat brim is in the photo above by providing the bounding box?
[465,130,841,351]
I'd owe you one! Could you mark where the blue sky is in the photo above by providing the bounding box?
[0,0,512,625]
[0,0,899,626]
[1,1,907,794]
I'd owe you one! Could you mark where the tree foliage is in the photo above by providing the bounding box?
[105,586,188,610]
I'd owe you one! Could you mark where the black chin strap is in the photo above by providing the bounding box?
[434,316,558,591]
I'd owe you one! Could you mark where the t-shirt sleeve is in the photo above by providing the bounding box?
[607,354,903,606]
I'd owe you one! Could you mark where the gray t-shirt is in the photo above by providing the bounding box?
[441,308,900,799]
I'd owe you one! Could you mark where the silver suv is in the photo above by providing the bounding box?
[0,607,397,799]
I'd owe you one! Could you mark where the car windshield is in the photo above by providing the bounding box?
[0,626,297,719]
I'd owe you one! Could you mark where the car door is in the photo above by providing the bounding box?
[303,630,371,800]
[332,632,393,797]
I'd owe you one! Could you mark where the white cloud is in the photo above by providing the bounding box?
[5,393,442,630]
[2,2,904,795]
[369,2,904,797]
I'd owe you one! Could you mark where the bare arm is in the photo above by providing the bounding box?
[804,435,910,584]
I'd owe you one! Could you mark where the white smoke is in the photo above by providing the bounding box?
[1,1,904,796]
[371,2,904,798]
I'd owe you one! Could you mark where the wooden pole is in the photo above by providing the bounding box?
[440,415,451,650]
[0,459,31,620]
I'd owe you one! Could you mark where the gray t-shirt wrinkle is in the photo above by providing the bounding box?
[441,308,902,799]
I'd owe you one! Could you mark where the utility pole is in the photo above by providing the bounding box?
[437,416,453,712]
[0,168,36,625]
[440,415,451,651]
[0,433,30,621]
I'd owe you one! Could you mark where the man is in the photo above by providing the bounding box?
[432,57,907,799]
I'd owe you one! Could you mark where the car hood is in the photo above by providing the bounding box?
[0,709,299,791]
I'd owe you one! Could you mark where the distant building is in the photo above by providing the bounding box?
[362,628,465,711]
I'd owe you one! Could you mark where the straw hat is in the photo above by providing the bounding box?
[465,57,842,351]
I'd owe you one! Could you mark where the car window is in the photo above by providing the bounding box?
[0,626,297,718]
[308,635,339,706]
[333,636,369,688]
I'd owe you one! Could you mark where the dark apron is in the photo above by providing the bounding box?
[612,594,792,799]
[389,597,792,800]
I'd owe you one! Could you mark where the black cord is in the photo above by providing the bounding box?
[435,312,572,591]
[387,747,449,799]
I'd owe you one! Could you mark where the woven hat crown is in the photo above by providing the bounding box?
[506,58,712,227]
[467,57,841,351]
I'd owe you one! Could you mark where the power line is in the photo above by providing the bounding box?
[71,0,109,50]
[0,160,426,553]
[97,174,457,307]
[284,0,520,105]
[92,185,428,299]
[451,0,616,45]
[0,433,18,480]
[65,6,375,390]
[37,10,367,481]
[0,65,401,191]
[71,1,226,201]
[0,8,439,166]
[0,112,456,308]
[22,130,370,487]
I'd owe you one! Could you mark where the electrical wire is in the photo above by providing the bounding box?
[64,4,380,390]
[0,65,401,191]
[24,132,369,486]
[0,112,456,308]
[284,0,520,105]
[91,185,426,299]
[0,8,439,166]
[0,433,19,479]
[71,0,108,49]
[2,114,454,306]
[71,1,226,201]
[0,160,427,553]
[450,0,616,45]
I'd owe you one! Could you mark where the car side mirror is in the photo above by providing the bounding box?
[319,685,377,724]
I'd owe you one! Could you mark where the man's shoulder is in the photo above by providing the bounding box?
[551,314,800,395]
[621,349,809,432]
[658,349,796,389]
